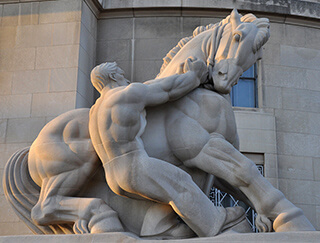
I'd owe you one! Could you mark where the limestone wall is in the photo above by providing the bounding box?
[0,0,97,235]
[0,0,320,236]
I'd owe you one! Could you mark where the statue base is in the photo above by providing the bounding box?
[0,231,319,242]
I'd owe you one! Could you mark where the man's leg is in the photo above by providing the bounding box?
[103,150,246,237]
[184,133,315,232]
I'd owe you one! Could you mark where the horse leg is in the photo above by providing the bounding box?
[31,167,124,234]
[184,133,315,232]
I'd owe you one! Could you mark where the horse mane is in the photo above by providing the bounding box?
[157,13,269,76]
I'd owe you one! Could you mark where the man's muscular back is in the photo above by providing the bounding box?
[91,84,149,159]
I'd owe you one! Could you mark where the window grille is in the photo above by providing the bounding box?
[209,164,264,232]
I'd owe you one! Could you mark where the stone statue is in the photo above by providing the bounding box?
[3,10,315,239]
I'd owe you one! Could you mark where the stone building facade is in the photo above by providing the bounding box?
[0,0,319,235]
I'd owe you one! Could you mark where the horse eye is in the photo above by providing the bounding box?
[234,34,241,42]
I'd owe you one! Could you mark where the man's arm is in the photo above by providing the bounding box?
[143,57,208,107]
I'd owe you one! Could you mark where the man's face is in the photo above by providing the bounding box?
[114,67,130,86]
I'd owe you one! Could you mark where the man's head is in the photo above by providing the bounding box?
[91,62,130,93]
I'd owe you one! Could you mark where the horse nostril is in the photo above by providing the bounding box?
[218,71,224,76]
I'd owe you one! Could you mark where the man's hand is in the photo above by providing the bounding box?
[181,57,208,84]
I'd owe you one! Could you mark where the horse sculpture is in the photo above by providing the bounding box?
[3,10,315,238]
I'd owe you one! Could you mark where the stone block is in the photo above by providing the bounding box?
[277,132,319,158]
[264,153,277,178]
[19,2,39,26]
[278,179,312,205]
[295,203,317,230]
[103,0,133,9]
[96,39,132,63]
[182,17,201,37]
[49,67,78,92]
[0,222,31,236]
[282,88,320,113]
[16,24,52,48]
[12,69,50,94]
[0,49,13,71]
[135,38,181,61]
[135,17,182,39]
[284,24,306,47]
[275,109,309,134]
[76,69,94,106]
[0,119,7,144]
[262,43,281,65]
[0,94,31,119]
[98,18,133,41]
[79,23,95,57]
[0,26,16,48]
[234,110,275,131]
[75,91,91,109]
[0,71,12,95]
[262,85,282,109]
[78,46,94,77]
[264,65,307,89]
[0,195,20,223]
[53,22,80,46]
[31,91,76,117]
[0,142,30,169]
[305,27,320,50]
[133,0,181,8]
[280,45,320,70]
[36,45,79,69]
[0,5,2,25]
[39,0,81,24]
[313,157,320,181]
[6,117,46,143]
[2,3,19,26]
[278,155,313,180]
[13,48,36,71]
[200,17,222,27]
[81,0,97,38]
[133,60,159,82]
[306,69,320,92]
[237,128,276,154]
[317,206,320,230]
[268,22,284,45]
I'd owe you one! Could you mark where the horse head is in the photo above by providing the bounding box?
[211,9,270,94]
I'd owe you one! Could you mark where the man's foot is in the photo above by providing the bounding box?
[221,206,247,233]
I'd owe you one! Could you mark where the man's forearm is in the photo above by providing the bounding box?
[165,71,200,101]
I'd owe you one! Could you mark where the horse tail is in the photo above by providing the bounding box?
[3,147,74,234]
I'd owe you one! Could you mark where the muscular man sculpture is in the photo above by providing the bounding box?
[3,10,316,238]
[88,59,245,237]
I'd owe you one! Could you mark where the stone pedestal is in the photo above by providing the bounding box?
[1,232,319,243]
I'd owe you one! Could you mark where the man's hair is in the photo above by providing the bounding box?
[91,62,118,93]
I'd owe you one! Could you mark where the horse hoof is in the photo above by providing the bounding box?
[255,214,272,232]
[73,219,89,234]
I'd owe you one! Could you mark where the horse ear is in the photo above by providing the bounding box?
[252,18,270,53]
[230,9,241,31]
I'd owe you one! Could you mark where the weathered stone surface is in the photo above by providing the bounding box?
[35,45,79,69]
[31,91,76,117]
[6,117,46,143]
[0,94,32,119]
[12,69,50,94]
[278,155,314,180]
[2,232,320,242]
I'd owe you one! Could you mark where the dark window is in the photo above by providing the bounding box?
[231,64,257,108]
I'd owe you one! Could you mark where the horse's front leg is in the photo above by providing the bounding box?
[184,133,315,232]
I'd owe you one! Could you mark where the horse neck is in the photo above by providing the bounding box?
[156,32,214,79]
